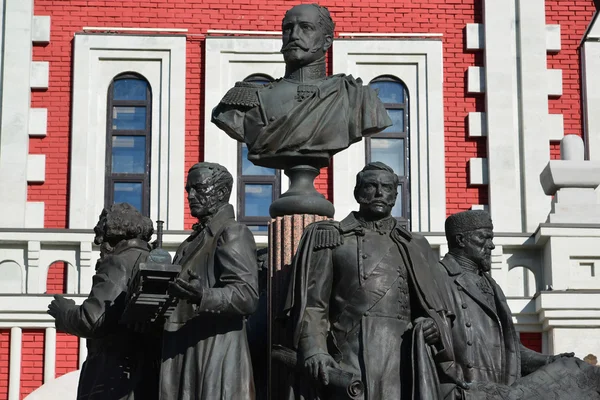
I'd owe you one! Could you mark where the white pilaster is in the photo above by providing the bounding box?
[8,327,22,400]
[516,0,553,231]
[44,327,56,382]
[482,0,523,231]
[79,337,87,368]
[0,0,34,228]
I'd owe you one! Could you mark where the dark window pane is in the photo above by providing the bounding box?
[113,79,148,101]
[111,136,146,173]
[244,184,273,217]
[370,80,405,104]
[113,182,143,212]
[382,109,405,133]
[392,184,402,217]
[370,138,405,176]
[247,225,268,233]
[241,144,275,175]
[112,106,146,130]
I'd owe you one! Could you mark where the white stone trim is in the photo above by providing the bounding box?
[44,327,56,383]
[27,154,46,183]
[79,337,87,368]
[546,25,561,52]
[547,114,564,141]
[0,0,34,228]
[32,16,50,44]
[546,69,563,96]
[466,23,484,50]
[25,203,45,228]
[30,61,49,89]
[204,37,287,217]
[468,112,487,137]
[467,66,485,93]
[516,0,554,231]
[332,39,446,232]
[8,327,22,400]
[29,108,48,137]
[582,14,600,160]
[482,0,523,232]
[69,34,186,230]
[469,158,488,185]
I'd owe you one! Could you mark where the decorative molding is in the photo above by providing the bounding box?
[29,108,48,137]
[547,69,563,96]
[547,114,564,141]
[546,24,561,52]
[27,154,46,183]
[468,112,487,137]
[467,66,485,93]
[30,61,49,89]
[69,34,187,230]
[25,203,44,229]
[32,16,50,44]
[469,157,489,185]
[466,23,484,50]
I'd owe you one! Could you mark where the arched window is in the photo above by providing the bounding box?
[105,73,152,215]
[367,76,410,228]
[237,73,281,233]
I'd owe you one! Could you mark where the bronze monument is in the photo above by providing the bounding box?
[212,4,392,217]
[160,162,259,400]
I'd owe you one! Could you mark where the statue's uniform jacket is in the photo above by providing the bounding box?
[437,253,552,399]
[211,74,392,167]
[160,204,259,400]
[284,213,455,400]
[54,238,159,400]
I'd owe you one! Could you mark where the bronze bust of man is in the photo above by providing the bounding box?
[212,4,391,217]
[212,4,391,170]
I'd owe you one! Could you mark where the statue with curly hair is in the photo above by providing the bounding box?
[48,203,160,400]
[160,162,259,400]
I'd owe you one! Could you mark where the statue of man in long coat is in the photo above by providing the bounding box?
[48,203,160,400]
[282,162,456,399]
[160,162,259,400]
[436,210,600,399]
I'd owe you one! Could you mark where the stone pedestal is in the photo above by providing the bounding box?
[267,214,327,400]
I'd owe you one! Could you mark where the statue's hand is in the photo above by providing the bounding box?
[168,270,204,303]
[304,353,339,386]
[414,317,441,345]
[47,295,76,318]
[548,352,575,363]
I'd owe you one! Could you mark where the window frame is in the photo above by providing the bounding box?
[236,73,281,232]
[365,75,411,228]
[104,72,152,216]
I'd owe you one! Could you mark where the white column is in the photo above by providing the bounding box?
[516,0,553,231]
[482,0,523,232]
[79,337,87,368]
[44,327,56,382]
[8,327,22,400]
[0,0,34,228]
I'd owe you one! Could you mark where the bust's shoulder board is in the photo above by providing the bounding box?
[312,221,343,250]
[219,81,264,107]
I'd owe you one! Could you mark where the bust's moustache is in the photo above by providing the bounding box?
[281,41,310,52]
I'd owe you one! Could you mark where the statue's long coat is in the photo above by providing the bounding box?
[160,205,259,400]
[54,238,159,400]
[283,213,456,400]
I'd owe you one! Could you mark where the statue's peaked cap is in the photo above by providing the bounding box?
[445,210,493,237]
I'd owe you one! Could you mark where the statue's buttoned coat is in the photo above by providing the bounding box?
[284,212,455,400]
[160,204,259,400]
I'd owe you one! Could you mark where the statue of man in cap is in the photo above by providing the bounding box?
[436,210,600,399]
[211,3,392,171]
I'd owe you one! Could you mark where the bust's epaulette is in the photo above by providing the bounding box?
[219,81,264,107]
[312,222,343,250]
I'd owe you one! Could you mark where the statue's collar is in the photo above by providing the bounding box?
[447,251,483,275]
[339,212,412,240]
[191,204,234,236]
[284,58,327,83]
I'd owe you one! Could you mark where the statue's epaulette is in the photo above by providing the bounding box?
[219,81,264,107]
[313,222,343,250]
